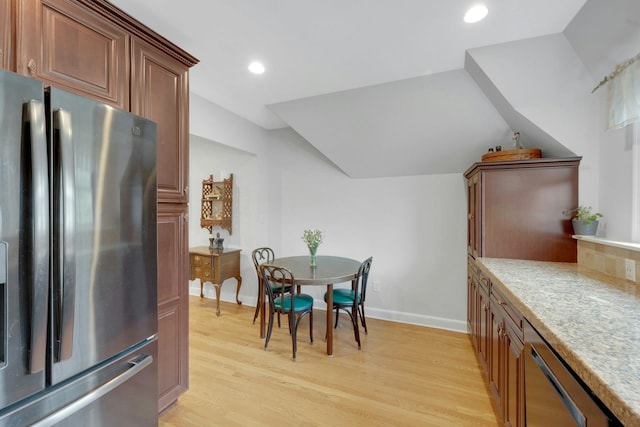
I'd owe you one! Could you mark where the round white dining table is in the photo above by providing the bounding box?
[259,255,361,356]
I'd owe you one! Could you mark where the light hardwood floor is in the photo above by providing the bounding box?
[159,296,499,427]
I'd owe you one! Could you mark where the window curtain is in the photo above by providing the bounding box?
[608,60,640,129]
[596,54,640,130]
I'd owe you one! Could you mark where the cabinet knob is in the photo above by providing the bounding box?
[27,59,36,75]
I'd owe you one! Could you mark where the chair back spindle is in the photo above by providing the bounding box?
[251,247,276,324]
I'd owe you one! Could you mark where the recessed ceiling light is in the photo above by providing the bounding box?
[464,5,488,23]
[248,61,265,74]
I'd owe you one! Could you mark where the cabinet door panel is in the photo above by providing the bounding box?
[467,273,476,339]
[132,38,189,204]
[157,204,189,411]
[157,305,180,400]
[1,0,12,70]
[504,326,525,427]
[478,285,490,370]
[489,308,503,414]
[467,174,479,257]
[17,0,129,109]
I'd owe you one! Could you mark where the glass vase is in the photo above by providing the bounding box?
[309,248,317,267]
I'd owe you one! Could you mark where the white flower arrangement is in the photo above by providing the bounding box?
[301,229,323,253]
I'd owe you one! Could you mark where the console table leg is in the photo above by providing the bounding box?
[214,284,222,316]
[200,281,204,298]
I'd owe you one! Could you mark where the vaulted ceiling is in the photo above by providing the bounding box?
[108,0,637,178]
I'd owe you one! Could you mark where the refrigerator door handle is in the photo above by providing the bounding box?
[53,109,76,362]
[24,100,49,374]
[30,354,153,427]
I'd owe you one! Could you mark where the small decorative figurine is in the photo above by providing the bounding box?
[512,131,524,149]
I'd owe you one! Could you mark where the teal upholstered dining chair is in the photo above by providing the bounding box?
[259,263,314,361]
[251,247,292,326]
[324,257,373,349]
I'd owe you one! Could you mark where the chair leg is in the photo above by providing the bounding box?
[309,310,314,344]
[254,279,264,325]
[359,304,368,334]
[252,302,260,324]
[265,308,275,350]
[334,306,340,328]
[290,313,297,361]
[350,309,361,349]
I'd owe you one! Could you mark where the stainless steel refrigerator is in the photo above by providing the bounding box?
[0,70,158,426]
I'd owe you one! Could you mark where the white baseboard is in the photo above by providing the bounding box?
[189,287,467,334]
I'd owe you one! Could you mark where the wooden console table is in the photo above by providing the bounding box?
[189,246,242,316]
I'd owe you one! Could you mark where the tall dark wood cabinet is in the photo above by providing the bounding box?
[465,157,580,426]
[2,0,198,413]
[131,35,191,411]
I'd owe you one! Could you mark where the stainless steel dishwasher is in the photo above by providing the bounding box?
[524,320,619,426]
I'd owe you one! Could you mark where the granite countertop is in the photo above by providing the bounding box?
[476,257,640,427]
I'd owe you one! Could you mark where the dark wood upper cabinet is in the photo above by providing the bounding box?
[131,37,189,204]
[16,0,130,109]
[465,157,581,263]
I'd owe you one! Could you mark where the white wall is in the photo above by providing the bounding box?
[468,32,638,240]
[564,0,640,241]
[597,91,635,241]
[266,128,468,329]
[189,105,469,331]
[188,135,259,287]
[186,29,637,332]
[467,34,601,210]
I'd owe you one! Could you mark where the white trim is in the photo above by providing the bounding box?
[359,306,468,333]
[191,288,468,334]
[574,235,640,252]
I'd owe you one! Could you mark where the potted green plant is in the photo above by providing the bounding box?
[563,206,603,236]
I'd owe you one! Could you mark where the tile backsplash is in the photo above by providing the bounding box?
[577,238,640,284]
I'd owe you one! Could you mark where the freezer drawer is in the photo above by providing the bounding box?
[0,338,157,427]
